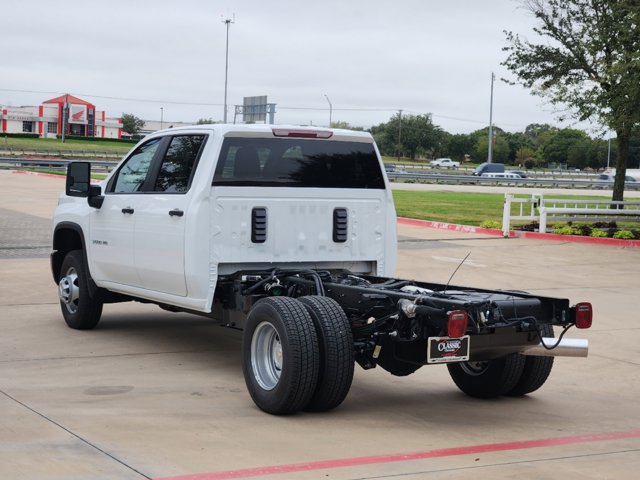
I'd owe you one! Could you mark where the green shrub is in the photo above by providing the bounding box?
[553,225,579,235]
[613,230,635,239]
[590,229,608,238]
[1,133,39,139]
[480,220,502,229]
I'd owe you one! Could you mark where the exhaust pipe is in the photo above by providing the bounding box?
[522,337,589,358]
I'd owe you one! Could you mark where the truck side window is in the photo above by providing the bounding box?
[154,135,207,193]
[112,138,162,193]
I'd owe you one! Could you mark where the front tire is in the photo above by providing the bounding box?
[447,354,525,398]
[242,297,319,414]
[299,296,355,412]
[58,250,103,330]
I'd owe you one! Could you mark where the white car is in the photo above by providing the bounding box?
[481,172,523,179]
[429,158,460,169]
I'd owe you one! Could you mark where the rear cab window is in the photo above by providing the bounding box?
[212,137,385,189]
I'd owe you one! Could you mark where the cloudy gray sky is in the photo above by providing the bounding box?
[1,0,596,134]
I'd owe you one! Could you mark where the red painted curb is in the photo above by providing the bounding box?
[397,217,640,248]
[155,428,640,480]
[397,217,515,237]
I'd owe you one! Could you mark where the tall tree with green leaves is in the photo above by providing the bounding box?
[121,113,145,135]
[503,0,640,201]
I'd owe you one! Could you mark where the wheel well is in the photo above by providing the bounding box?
[51,226,84,283]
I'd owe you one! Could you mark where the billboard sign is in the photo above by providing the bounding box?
[243,96,267,123]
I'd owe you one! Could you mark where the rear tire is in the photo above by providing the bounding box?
[242,297,319,414]
[58,250,103,330]
[299,296,355,412]
[506,325,555,396]
[447,354,525,398]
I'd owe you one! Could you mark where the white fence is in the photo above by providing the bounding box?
[502,193,640,236]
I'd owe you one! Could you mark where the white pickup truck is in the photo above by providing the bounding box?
[429,157,460,168]
[52,124,592,414]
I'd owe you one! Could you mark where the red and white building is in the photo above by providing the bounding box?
[0,94,123,139]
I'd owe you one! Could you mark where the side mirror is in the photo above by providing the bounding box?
[66,162,91,197]
[65,161,104,209]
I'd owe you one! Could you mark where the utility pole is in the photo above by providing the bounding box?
[222,15,235,124]
[61,93,69,143]
[160,107,164,130]
[488,72,495,163]
[397,109,403,161]
[324,94,332,127]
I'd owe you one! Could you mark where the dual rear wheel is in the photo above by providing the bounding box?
[242,296,355,415]
[447,324,555,398]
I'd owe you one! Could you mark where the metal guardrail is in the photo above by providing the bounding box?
[0,157,117,172]
[2,157,638,191]
[386,171,640,190]
[0,148,126,159]
[502,193,640,235]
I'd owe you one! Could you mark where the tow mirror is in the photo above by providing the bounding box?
[66,162,91,197]
[65,161,104,209]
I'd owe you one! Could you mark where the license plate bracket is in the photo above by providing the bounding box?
[427,336,470,364]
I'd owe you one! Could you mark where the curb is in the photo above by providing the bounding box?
[397,217,640,248]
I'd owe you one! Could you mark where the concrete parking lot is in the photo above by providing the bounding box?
[1,169,639,480]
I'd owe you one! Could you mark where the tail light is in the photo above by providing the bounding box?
[447,310,468,338]
[574,302,592,329]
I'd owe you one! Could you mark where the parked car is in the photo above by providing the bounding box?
[430,158,460,169]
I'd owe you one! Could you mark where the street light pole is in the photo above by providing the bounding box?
[222,16,235,124]
[488,72,495,163]
[324,94,332,127]
[160,107,163,130]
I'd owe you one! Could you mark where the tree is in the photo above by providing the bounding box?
[503,0,640,201]
[446,133,477,162]
[541,129,590,166]
[121,113,145,135]
[371,113,445,159]
[196,118,216,124]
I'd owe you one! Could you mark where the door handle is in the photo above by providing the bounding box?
[169,209,184,217]
[121,207,134,214]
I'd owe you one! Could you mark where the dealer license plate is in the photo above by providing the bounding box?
[427,336,470,364]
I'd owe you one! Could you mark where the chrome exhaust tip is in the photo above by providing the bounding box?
[522,337,589,358]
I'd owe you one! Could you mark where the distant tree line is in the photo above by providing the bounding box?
[335,115,639,170]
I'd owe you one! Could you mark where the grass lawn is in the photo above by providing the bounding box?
[0,136,134,154]
[392,190,614,226]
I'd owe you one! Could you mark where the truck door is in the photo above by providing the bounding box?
[89,137,163,286]
[133,134,207,296]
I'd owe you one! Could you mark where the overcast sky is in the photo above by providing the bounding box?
[1,0,599,134]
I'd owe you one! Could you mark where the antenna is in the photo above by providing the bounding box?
[444,252,471,292]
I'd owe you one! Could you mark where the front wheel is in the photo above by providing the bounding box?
[242,297,319,414]
[58,250,103,330]
[447,354,525,398]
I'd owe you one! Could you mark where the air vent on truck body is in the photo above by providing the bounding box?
[333,208,348,243]
[252,207,267,243]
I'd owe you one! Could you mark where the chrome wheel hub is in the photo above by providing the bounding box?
[58,268,80,314]
[251,321,283,390]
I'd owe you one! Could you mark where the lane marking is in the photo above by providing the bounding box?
[155,429,640,480]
